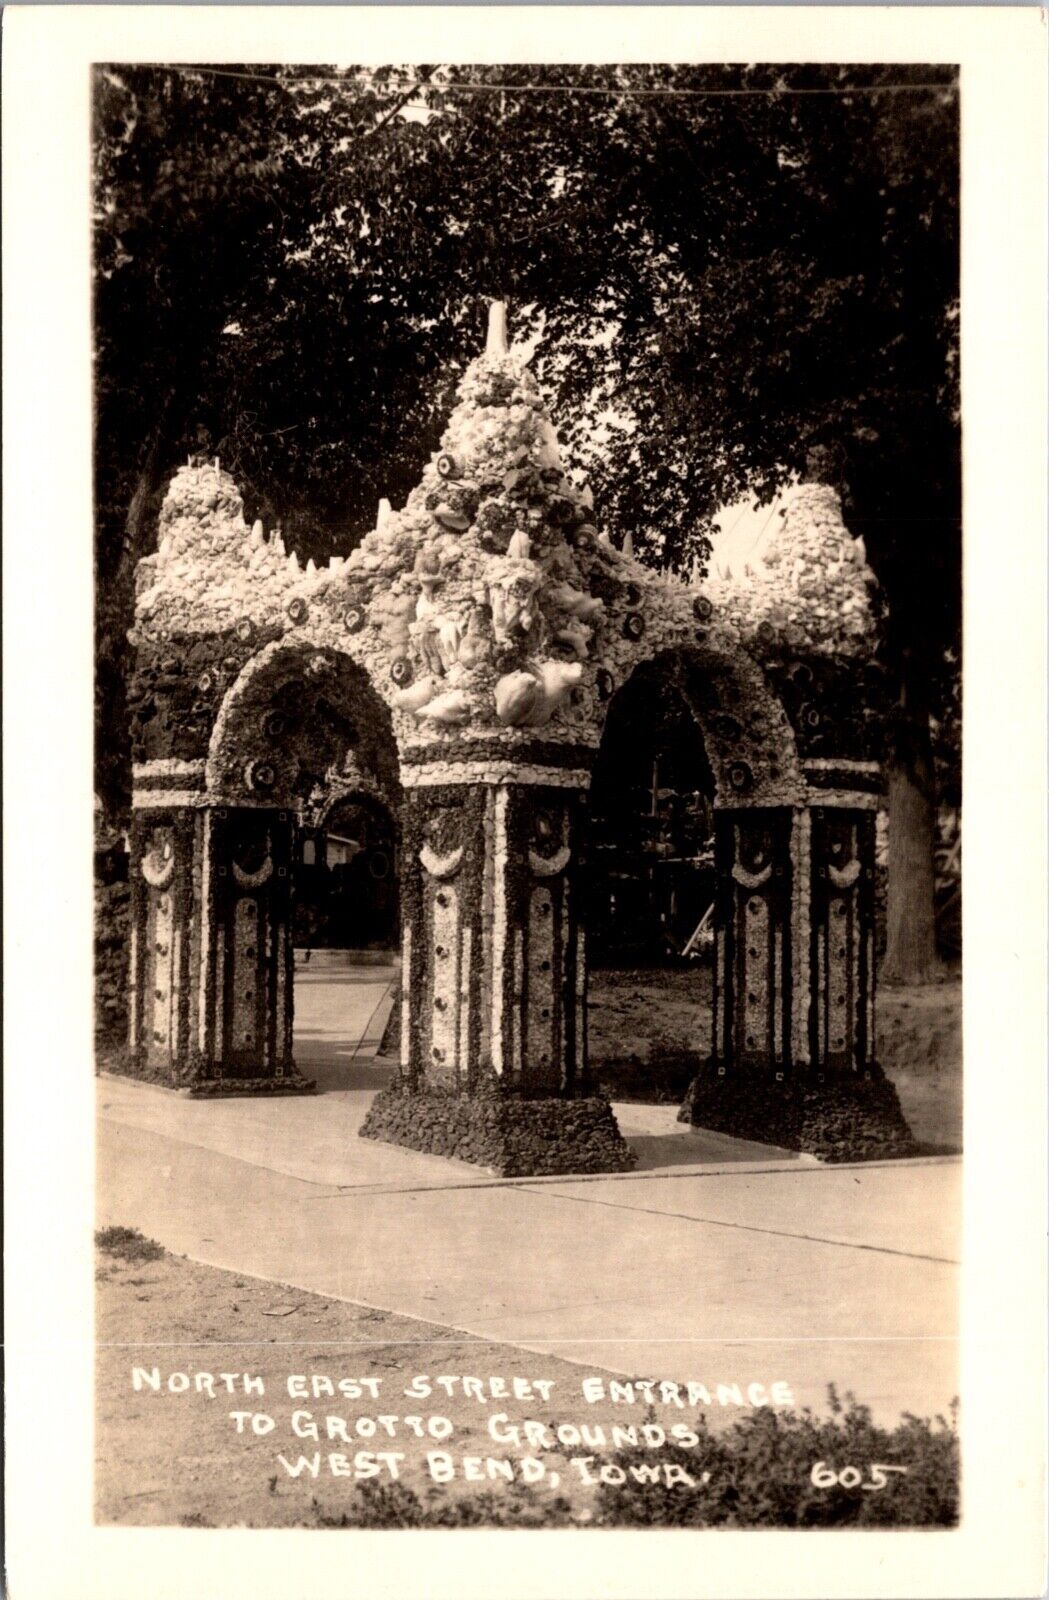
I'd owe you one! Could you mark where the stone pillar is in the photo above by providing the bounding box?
[125,789,313,1095]
[127,806,201,1084]
[809,804,877,1071]
[682,781,914,1161]
[361,759,634,1176]
[193,805,312,1094]
[709,807,795,1077]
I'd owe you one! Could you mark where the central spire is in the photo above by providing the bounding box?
[485,300,508,358]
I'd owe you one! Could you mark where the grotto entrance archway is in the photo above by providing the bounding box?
[126,304,913,1165]
[585,641,809,1092]
[296,787,401,956]
[127,640,401,1094]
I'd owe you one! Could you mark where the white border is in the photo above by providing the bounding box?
[4,9,1046,1600]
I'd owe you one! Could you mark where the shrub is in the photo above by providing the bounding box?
[95,1225,165,1263]
[594,1393,959,1528]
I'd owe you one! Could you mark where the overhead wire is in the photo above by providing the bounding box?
[149,63,957,98]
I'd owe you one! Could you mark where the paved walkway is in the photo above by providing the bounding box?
[97,966,961,1425]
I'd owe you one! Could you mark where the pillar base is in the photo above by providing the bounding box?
[677,1060,915,1164]
[100,1052,316,1097]
[360,1081,637,1177]
[183,1068,317,1098]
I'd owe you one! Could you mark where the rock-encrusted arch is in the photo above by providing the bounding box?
[123,300,912,1164]
[595,638,805,810]
[205,638,400,810]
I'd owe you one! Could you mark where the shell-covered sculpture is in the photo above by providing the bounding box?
[494,669,542,727]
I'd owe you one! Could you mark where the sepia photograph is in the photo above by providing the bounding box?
[92,51,964,1530]
[4,8,1046,1599]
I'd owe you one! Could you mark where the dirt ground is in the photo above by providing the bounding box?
[588,964,962,1151]
[96,1235,733,1528]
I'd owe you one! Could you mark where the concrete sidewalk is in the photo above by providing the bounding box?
[97,969,961,1426]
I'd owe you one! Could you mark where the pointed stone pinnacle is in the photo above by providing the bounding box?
[622,530,635,559]
[486,301,508,358]
[377,497,393,531]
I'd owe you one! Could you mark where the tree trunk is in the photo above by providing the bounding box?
[95,385,187,821]
[882,664,944,983]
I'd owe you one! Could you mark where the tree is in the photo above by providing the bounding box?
[95,63,959,981]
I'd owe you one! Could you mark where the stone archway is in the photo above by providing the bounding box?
[297,787,400,954]
[588,638,806,1079]
[126,641,400,1094]
[125,301,912,1162]
[587,637,912,1160]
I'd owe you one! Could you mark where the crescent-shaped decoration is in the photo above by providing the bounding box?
[827,860,861,890]
[528,845,571,878]
[140,850,175,889]
[732,862,773,889]
[419,843,463,879]
[232,856,274,889]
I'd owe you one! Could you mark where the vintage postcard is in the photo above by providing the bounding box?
[3,7,1046,1598]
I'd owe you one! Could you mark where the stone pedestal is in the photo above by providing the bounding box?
[681,799,913,1162]
[125,802,313,1095]
[361,761,634,1176]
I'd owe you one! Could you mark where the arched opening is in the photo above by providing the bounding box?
[199,642,402,1092]
[584,641,804,1111]
[586,655,718,1103]
[588,656,717,963]
[295,790,400,955]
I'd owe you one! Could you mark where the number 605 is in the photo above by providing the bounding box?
[810,1462,909,1491]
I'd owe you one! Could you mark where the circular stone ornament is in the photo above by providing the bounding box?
[728,761,754,794]
[436,452,462,480]
[287,597,309,625]
[343,604,367,634]
[596,669,615,701]
[262,710,287,739]
[246,759,277,793]
[390,656,414,687]
[235,618,256,644]
[622,611,646,641]
[692,594,714,623]
[197,669,215,695]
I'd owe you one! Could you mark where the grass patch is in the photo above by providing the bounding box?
[95,1225,166,1264]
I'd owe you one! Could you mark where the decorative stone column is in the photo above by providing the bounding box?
[361,755,635,1176]
[681,766,914,1161]
[708,807,795,1074]
[795,777,912,1158]
[126,764,313,1094]
[192,805,313,1094]
[127,801,201,1084]
[809,803,877,1071]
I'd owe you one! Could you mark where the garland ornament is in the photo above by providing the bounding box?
[731,860,773,890]
[232,854,274,889]
[528,845,572,878]
[419,843,464,879]
[140,840,175,889]
[827,859,861,889]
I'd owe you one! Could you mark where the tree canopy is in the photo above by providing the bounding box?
[94,62,959,817]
